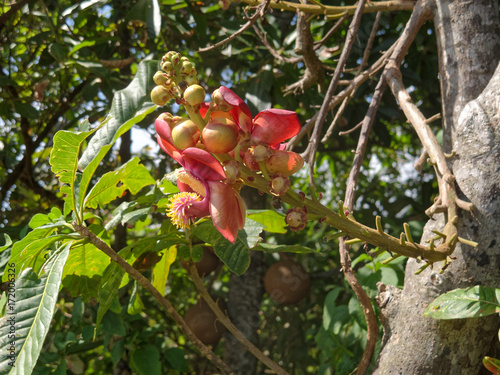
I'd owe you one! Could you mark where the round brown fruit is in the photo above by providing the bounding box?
[184,298,226,346]
[264,259,311,305]
[196,247,220,276]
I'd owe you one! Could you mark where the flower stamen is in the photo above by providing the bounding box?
[167,192,201,229]
[176,169,206,196]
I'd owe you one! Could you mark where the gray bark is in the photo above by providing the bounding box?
[373,1,500,374]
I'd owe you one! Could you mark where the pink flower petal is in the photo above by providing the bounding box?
[181,147,226,181]
[219,86,253,133]
[157,135,183,164]
[208,181,246,243]
[252,109,301,146]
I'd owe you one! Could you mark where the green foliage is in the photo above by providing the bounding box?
[0,243,70,374]
[424,286,500,319]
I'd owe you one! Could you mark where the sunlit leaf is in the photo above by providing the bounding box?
[84,157,155,209]
[95,262,125,337]
[247,209,287,234]
[424,286,500,319]
[0,243,70,374]
[152,245,177,294]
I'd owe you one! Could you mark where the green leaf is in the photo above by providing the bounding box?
[127,281,145,315]
[84,157,155,209]
[50,129,95,215]
[424,286,500,319]
[247,209,287,234]
[0,243,70,374]
[2,228,67,282]
[165,348,189,372]
[78,60,158,171]
[323,287,343,331]
[483,356,500,374]
[62,240,110,299]
[193,219,264,275]
[130,344,162,375]
[152,245,176,294]
[95,262,125,337]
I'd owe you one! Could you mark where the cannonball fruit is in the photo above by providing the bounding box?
[184,298,226,346]
[195,247,220,277]
[264,259,311,305]
[201,117,239,154]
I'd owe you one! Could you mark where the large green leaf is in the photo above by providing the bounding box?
[0,243,70,374]
[253,243,315,254]
[78,59,158,171]
[50,129,95,215]
[62,242,111,299]
[247,209,287,234]
[424,286,500,319]
[2,227,68,282]
[84,157,155,209]
[193,218,265,275]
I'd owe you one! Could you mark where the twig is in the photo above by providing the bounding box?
[314,13,350,51]
[199,0,271,52]
[338,120,363,136]
[187,264,290,375]
[252,24,301,64]
[321,11,381,143]
[72,222,235,375]
[303,0,368,192]
[288,37,396,151]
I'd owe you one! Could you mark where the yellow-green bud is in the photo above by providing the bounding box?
[184,84,206,106]
[151,86,171,106]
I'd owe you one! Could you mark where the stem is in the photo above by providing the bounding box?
[72,222,235,375]
[187,264,290,375]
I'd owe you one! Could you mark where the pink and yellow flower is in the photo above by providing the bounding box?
[163,147,246,243]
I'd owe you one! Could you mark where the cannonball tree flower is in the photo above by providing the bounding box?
[202,86,304,175]
[164,147,246,244]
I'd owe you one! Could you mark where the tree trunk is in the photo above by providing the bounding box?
[373,1,500,374]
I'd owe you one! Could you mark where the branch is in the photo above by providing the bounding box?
[72,223,235,375]
[239,0,415,18]
[199,0,271,52]
[187,264,290,375]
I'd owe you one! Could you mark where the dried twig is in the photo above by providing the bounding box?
[72,222,235,375]
[199,0,271,52]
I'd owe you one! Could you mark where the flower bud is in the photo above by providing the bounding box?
[151,85,172,106]
[266,150,304,176]
[184,84,206,107]
[161,61,173,72]
[171,120,200,150]
[223,161,240,184]
[185,75,199,85]
[181,61,194,74]
[153,71,168,86]
[269,175,290,196]
[285,207,308,231]
[211,89,233,111]
[201,117,239,154]
[253,144,272,162]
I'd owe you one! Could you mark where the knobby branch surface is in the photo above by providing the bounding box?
[72,223,235,375]
[187,264,290,375]
[199,0,271,52]
[240,0,414,18]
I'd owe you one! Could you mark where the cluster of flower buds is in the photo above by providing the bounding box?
[153,52,309,242]
[151,51,200,106]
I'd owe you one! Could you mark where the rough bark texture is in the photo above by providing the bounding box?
[373,1,500,374]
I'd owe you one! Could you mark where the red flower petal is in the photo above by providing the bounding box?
[208,181,246,243]
[157,135,183,164]
[219,86,253,133]
[252,109,301,146]
[181,147,226,181]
